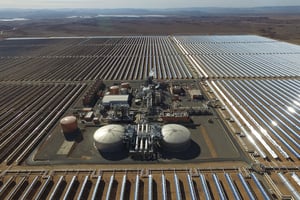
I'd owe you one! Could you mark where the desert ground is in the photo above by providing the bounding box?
[1,14,300,44]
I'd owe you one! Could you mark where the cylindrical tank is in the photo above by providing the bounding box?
[121,82,130,89]
[154,91,161,105]
[172,86,182,95]
[60,116,78,134]
[120,88,128,95]
[173,94,180,101]
[93,124,125,152]
[161,124,191,152]
[109,86,119,95]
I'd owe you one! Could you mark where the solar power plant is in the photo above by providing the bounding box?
[0,35,299,199]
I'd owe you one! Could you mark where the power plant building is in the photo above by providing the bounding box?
[189,89,203,100]
[102,95,129,106]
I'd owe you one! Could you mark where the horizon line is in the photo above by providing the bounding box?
[1,5,300,10]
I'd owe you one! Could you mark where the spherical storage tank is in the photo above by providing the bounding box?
[93,124,125,152]
[161,124,191,152]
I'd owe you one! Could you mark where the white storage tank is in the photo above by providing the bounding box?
[93,124,125,152]
[161,124,191,152]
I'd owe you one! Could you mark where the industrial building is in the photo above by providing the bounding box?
[189,89,203,100]
[102,95,130,107]
[0,35,299,199]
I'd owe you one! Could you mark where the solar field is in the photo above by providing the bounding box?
[0,35,299,199]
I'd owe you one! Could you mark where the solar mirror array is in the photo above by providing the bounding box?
[0,35,299,199]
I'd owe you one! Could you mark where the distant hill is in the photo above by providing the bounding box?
[0,6,299,19]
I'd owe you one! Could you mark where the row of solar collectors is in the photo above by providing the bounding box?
[192,53,300,78]
[174,35,300,78]
[2,172,298,199]
[0,37,192,80]
[0,83,85,165]
[213,79,299,161]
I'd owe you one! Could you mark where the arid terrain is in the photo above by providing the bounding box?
[1,14,300,44]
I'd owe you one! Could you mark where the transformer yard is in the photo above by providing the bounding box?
[0,35,299,199]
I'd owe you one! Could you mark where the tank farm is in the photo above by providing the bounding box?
[0,35,299,199]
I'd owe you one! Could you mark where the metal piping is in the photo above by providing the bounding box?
[20,176,39,200]
[77,176,89,200]
[250,173,270,200]
[91,176,101,200]
[212,173,227,200]
[35,176,51,200]
[291,173,300,187]
[0,176,14,195]
[63,176,77,200]
[199,173,212,200]
[6,177,26,200]
[187,173,197,200]
[278,173,300,200]
[148,174,153,200]
[225,173,241,200]
[49,176,64,200]
[161,174,167,200]
[134,175,140,200]
[105,174,114,200]
[174,173,182,200]
[119,175,127,200]
[237,173,255,200]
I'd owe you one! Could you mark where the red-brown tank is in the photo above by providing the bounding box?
[60,116,78,134]
[109,86,120,95]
